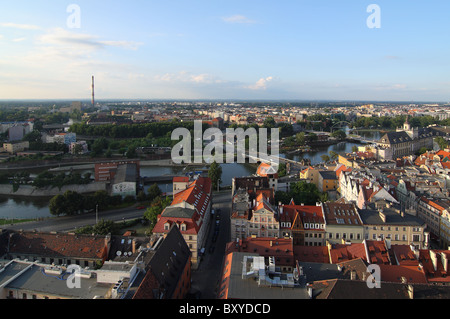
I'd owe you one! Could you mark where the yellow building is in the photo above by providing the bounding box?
[2,141,29,154]
[300,166,321,185]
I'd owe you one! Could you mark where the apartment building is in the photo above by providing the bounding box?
[152,177,212,269]
[418,197,450,243]
[278,202,326,246]
[359,201,428,249]
[323,202,364,244]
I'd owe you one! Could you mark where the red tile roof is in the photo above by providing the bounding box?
[419,249,450,283]
[173,176,189,183]
[280,204,324,230]
[365,240,391,265]
[378,265,428,284]
[294,245,330,263]
[153,177,212,235]
[8,231,108,260]
[391,245,419,266]
[329,243,367,264]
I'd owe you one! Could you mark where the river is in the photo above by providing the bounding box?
[0,128,381,219]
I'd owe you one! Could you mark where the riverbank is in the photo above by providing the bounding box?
[0,182,107,197]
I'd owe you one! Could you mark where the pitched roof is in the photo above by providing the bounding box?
[7,231,108,260]
[310,279,411,299]
[378,265,427,284]
[323,202,363,226]
[329,243,367,264]
[256,163,278,177]
[133,225,191,299]
[365,240,391,265]
[153,177,212,235]
[379,131,412,144]
[294,246,330,263]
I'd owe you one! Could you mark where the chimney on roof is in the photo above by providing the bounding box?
[407,284,414,300]
[441,252,448,273]
[378,209,387,223]
[430,250,438,272]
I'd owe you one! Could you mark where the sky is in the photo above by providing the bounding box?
[0,0,449,102]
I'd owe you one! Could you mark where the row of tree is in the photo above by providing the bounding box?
[33,171,91,189]
[69,121,196,139]
[49,190,129,216]
[275,181,328,205]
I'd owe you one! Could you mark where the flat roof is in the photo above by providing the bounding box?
[226,252,309,299]
[1,261,111,299]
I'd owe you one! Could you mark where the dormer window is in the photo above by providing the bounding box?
[180,224,186,231]
[164,223,170,231]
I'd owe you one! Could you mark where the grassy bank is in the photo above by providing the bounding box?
[0,218,35,226]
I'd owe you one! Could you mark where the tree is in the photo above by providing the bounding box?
[147,183,162,201]
[208,161,222,191]
[137,190,147,202]
[435,137,448,150]
[92,219,117,235]
[331,130,347,140]
[329,151,338,160]
[49,194,66,216]
[126,147,137,159]
[352,145,358,153]
[72,143,84,155]
[296,132,306,146]
[263,117,276,129]
[321,155,330,163]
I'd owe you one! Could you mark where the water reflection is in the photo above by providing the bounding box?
[0,129,380,219]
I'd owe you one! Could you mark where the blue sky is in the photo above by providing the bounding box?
[0,1,449,101]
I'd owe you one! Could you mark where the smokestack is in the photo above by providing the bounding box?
[91,75,95,106]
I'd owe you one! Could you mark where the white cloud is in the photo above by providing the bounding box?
[222,15,256,24]
[37,28,143,51]
[246,76,274,90]
[12,37,27,42]
[375,83,407,90]
[0,22,41,30]
[154,71,223,84]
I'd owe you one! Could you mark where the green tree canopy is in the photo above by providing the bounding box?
[208,161,222,191]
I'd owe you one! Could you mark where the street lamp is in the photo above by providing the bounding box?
[96,204,98,225]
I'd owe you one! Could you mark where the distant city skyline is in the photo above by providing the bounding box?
[0,1,449,102]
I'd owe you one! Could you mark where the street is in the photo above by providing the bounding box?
[4,205,145,232]
[191,190,232,299]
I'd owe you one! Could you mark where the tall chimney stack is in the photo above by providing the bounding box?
[91,75,95,106]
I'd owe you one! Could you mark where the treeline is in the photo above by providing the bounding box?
[275,181,328,205]
[33,171,91,189]
[69,121,197,139]
[351,115,447,129]
[49,190,131,216]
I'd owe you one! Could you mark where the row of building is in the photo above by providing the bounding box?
[0,225,192,300]
[218,235,450,299]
